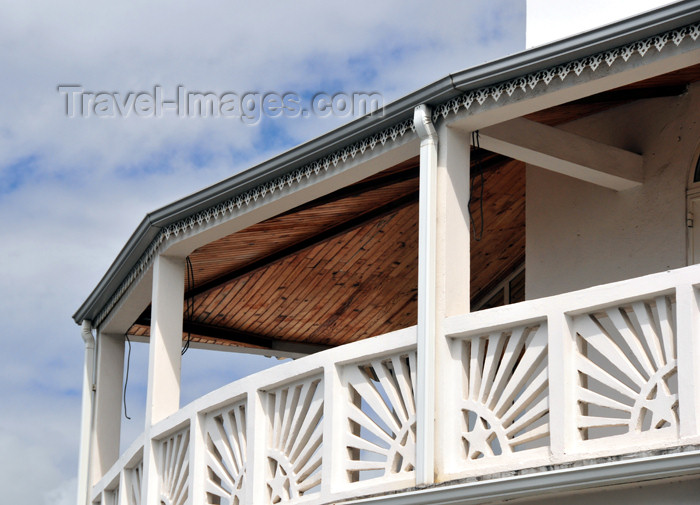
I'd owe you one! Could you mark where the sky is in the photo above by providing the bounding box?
[0,1,676,504]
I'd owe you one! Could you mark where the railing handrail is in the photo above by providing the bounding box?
[445,264,699,338]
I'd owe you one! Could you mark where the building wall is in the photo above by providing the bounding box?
[526,83,700,299]
[526,0,678,48]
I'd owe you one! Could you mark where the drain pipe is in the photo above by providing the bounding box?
[414,104,438,486]
[77,320,96,505]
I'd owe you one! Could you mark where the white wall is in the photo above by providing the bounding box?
[526,83,700,299]
[527,0,679,48]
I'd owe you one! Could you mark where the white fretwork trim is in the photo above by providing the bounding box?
[432,22,700,122]
[93,21,700,329]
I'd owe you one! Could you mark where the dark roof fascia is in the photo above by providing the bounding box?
[73,0,700,325]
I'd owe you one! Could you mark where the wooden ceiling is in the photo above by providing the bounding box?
[128,64,700,353]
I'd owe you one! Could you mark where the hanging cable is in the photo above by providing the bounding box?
[182,256,194,355]
[123,333,132,420]
[470,130,485,242]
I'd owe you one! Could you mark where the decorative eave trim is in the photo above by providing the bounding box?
[433,21,700,122]
[86,19,700,330]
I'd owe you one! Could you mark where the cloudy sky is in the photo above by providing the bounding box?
[0,1,676,504]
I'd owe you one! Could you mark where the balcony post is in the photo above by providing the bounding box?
[89,332,125,486]
[547,310,577,459]
[676,283,700,438]
[434,124,471,479]
[322,363,344,494]
[142,253,186,505]
[189,412,206,505]
[247,389,268,504]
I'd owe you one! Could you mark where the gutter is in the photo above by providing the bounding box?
[414,105,438,486]
[76,321,96,505]
[72,0,700,327]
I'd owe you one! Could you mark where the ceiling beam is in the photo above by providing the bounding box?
[564,84,688,105]
[478,117,643,191]
[133,317,331,356]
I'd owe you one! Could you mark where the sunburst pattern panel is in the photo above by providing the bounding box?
[343,351,417,482]
[459,324,549,460]
[204,400,247,505]
[159,428,190,505]
[574,294,678,439]
[265,376,324,503]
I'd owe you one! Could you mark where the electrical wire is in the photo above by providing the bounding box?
[470,130,485,242]
[123,333,131,420]
[182,256,194,355]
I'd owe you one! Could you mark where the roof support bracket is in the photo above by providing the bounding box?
[479,117,644,191]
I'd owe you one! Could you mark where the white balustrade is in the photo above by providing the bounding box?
[89,265,700,505]
[158,427,191,505]
[342,351,417,485]
[573,294,678,443]
[203,399,247,504]
[265,375,324,503]
[458,323,550,460]
[124,457,143,505]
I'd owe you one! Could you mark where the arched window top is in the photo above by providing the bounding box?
[694,156,700,183]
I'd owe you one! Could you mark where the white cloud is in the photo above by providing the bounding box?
[0,1,526,503]
[45,478,78,505]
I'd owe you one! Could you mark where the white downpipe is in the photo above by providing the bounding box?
[77,320,96,505]
[414,104,438,486]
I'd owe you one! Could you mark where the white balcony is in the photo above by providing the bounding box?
[89,264,700,505]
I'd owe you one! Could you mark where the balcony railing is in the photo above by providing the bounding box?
[90,265,700,505]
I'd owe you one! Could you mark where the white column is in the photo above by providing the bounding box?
[89,332,125,486]
[145,254,186,426]
[676,283,700,439]
[142,253,186,505]
[434,125,471,479]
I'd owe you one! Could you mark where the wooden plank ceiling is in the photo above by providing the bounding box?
[129,64,700,352]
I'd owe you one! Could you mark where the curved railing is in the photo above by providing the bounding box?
[90,265,700,505]
[92,325,417,505]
